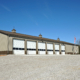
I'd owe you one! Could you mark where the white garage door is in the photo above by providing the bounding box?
[27,41,36,55]
[55,44,59,55]
[13,39,25,55]
[47,44,53,55]
[61,45,65,55]
[38,42,45,55]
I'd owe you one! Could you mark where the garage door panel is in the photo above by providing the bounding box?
[27,41,36,55]
[13,39,24,48]
[38,51,45,55]
[61,52,65,55]
[13,50,24,55]
[47,44,53,55]
[61,45,65,50]
[55,51,59,55]
[47,44,53,50]
[55,44,59,50]
[38,43,46,54]
[61,45,65,55]
[55,44,59,55]
[27,51,36,55]
[48,51,53,55]
[13,39,25,55]
[38,43,45,49]
[27,41,36,49]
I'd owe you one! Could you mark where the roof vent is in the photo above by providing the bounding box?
[39,34,42,38]
[57,38,60,41]
[12,29,16,33]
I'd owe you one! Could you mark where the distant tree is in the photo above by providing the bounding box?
[76,39,80,45]
[76,39,80,54]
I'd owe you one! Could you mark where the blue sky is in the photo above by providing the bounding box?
[0,0,80,44]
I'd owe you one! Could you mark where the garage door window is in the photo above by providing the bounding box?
[61,50,65,52]
[27,49,36,50]
[13,48,24,50]
[47,50,53,51]
[38,49,45,51]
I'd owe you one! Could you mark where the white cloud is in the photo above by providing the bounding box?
[28,14,38,26]
[43,13,48,19]
[1,4,11,12]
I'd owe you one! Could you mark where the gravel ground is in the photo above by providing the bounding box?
[0,55,80,80]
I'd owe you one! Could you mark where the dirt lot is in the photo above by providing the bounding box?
[0,55,80,80]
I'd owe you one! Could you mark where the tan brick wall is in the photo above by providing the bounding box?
[0,33,8,51]
[74,46,79,53]
[65,44,79,54]
[9,37,13,51]
[66,45,73,52]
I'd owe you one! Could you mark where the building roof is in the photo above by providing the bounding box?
[0,30,78,45]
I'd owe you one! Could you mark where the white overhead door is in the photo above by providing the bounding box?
[38,42,45,55]
[47,44,53,55]
[13,39,25,55]
[61,45,65,55]
[27,41,36,55]
[55,44,59,55]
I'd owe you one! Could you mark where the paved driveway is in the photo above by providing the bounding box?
[0,55,80,80]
